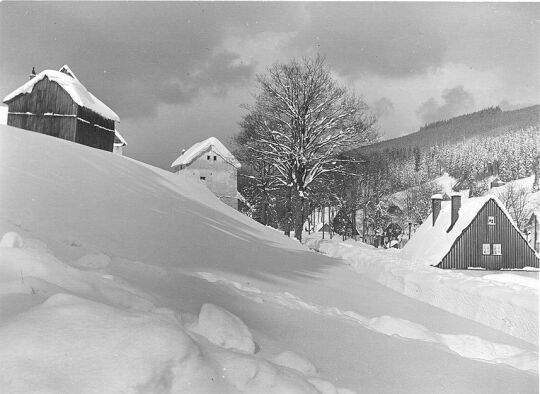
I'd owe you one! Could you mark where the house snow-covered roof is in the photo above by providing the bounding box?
[401,195,526,266]
[171,137,241,169]
[3,66,120,122]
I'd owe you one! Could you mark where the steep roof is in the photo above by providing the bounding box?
[171,137,241,169]
[401,195,525,266]
[3,66,120,122]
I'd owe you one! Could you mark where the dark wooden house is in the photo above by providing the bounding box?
[401,194,539,270]
[2,65,120,151]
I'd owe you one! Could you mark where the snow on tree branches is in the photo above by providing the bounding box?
[237,56,376,240]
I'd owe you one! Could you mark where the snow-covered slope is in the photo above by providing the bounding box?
[0,125,538,393]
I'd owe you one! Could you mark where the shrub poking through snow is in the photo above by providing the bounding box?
[0,232,24,248]
[273,351,318,376]
[190,303,256,354]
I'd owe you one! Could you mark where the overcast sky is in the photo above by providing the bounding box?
[1,2,538,169]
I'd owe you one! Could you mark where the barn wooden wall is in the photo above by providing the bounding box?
[75,119,114,151]
[7,114,76,141]
[6,77,115,152]
[6,77,77,115]
[440,199,539,269]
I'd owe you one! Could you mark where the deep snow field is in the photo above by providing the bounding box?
[0,125,538,393]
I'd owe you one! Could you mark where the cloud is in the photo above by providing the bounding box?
[416,86,475,124]
[287,3,447,78]
[371,97,395,118]
[155,51,255,106]
[0,3,270,119]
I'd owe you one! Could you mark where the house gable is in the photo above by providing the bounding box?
[440,199,538,269]
[171,137,241,170]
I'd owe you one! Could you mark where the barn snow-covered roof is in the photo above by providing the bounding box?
[171,137,241,169]
[400,195,524,266]
[114,129,127,147]
[3,65,120,122]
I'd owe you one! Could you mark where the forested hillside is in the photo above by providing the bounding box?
[350,106,539,193]
[354,105,539,156]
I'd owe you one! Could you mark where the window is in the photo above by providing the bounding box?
[493,244,502,255]
[482,244,491,255]
[207,155,211,160]
[213,156,217,161]
[488,216,495,226]
[200,176,206,181]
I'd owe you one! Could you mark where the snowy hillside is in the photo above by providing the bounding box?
[0,125,538,393]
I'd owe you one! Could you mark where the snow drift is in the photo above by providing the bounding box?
[0,125,537,393]
[306,236,538,345]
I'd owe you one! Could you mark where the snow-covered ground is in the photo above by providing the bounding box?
[0,125,538,393]
[305,234,538,345]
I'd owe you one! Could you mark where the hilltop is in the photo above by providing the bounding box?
[353,104,539,156]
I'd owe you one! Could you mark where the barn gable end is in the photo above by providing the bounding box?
[3,66,119,152]
[6,77,78,142]
[440,199,538,269]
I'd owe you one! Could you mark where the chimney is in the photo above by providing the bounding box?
[450,193,461,228]
[431,194,443,226]
[29,67,36,80]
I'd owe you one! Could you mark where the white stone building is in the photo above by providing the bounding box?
[171,137,241,209]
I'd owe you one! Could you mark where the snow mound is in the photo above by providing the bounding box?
[0,235,341,393]
[273,351,318,376]
[368,315,438,342]
[189,303,256,354]
[0,232,23,248]
[308,378,357,394]
[0,293,226,393]
[73,253,111,269]
[0,245,93,296]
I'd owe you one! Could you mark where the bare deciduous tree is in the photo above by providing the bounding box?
[239,56,376,241]
[497,183,534,230]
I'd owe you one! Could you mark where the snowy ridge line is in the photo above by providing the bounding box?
[305,237,539,345]
[196,272,538,372]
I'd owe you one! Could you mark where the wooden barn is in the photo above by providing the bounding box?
[113,129,128,156]
[3,65,120,151]
[171,137,241,209]
[401,193,539,269]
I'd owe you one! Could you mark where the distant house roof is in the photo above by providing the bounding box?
[489,175,539,215]
[401,195,524,266]
[386,173,457,211]
[3,65,120,122]
[171,137,241,169]
[114,129,127,147]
